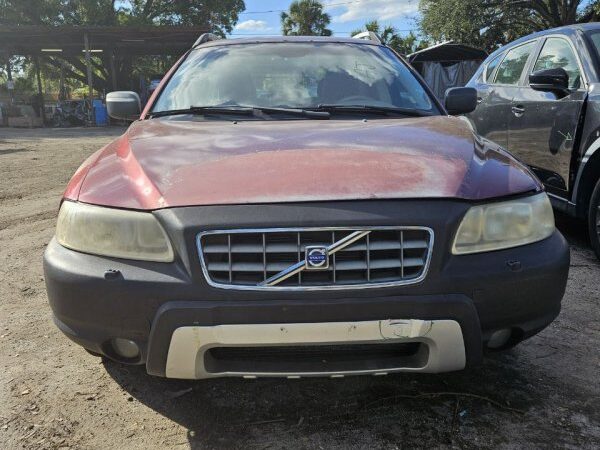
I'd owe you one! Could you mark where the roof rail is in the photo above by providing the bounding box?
[351,31,382,44]
[192,32,221,48]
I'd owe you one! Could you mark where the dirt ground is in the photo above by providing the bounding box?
[0,127,599,450]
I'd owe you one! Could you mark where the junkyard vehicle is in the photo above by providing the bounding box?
[466,24,600,259]
[44,35,569,380]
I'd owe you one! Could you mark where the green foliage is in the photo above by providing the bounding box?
[351,20,429,55]
[281,0,332,36]
[0,0,246,94]
[0,0,245,33]
[419,0,600,52]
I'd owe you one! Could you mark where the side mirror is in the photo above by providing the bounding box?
[106,91,141,121]
[444,87,477,115]
[529,68,569,95]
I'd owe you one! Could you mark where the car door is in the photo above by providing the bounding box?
[508,36,586,194]
[469,41,538,149]
[467,53,503,140]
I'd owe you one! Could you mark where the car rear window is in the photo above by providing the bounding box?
[494,41,536,85]
[152,42,439,116]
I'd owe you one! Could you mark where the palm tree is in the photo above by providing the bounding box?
[281,0,332,36]
[352,20,427,55]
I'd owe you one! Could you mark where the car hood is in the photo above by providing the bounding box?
[74,116,540,210]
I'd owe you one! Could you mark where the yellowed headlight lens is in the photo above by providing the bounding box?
[56,201,174,262]
[452,193,554,255]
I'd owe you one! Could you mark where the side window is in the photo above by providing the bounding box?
[494,42,536,85]
[532,37,582,89]
[484,53,503,83]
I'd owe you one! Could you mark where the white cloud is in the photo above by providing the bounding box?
[326,0,418,23]
[234,19,272,31]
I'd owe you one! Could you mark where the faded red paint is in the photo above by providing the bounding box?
[63,144,109,201]
[74,115,541,210]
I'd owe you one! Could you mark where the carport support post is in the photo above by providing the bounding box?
[110,49,118,91]
[6,57,13,105]
[84,32,95,126]
[33,55,46,125]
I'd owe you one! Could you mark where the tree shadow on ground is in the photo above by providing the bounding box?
[103,348,549,449]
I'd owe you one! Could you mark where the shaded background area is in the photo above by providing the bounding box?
[0,128,598,449]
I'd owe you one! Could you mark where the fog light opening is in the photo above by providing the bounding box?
[487,329,512,349]
[111,338,140,359]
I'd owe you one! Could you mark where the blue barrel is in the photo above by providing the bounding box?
[94,104,108,126]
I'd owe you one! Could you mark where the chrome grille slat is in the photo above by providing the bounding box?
[366,233,371,282]
[227,235,232,283]
[208,241,382,253]
[342,240,429,252]
[262,233,267,282]
[208,262,297,272]
[198,227,433,290]
[400,231,404,279]
[297,232,302,286]
[333,257,424,271]
[332,231,336,284]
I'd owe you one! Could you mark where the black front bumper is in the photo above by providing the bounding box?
[44,199,570,376]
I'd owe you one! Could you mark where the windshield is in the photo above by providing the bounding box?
[152,42,438,116]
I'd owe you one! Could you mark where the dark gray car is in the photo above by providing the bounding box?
[466,23,600,259]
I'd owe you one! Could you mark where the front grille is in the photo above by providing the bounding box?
[197,227,433,290]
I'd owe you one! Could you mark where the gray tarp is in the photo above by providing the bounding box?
[420,60,481,100]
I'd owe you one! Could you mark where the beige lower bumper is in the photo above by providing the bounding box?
[165,319,466,379]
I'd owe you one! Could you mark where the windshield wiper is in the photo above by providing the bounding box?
[150,106,255,118]
[310,104,431,117]
[150,105,330,119]
[251,106,330,119]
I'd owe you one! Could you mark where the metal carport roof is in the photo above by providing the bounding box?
[408,41,487,63]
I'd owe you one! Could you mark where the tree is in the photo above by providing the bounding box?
[0,0,245,31]
[352,20,429,55]
[0,0,245,92]
[281,0,332,36]
[419,0,600,52]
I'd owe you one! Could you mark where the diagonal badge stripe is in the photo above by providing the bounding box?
[259,230,371,287]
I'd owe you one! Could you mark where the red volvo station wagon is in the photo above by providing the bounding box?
[44,34,569,379]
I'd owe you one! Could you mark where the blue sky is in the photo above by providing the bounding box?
[230,0,420,37]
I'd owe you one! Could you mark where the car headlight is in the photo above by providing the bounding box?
[56,201,174,262]
[452,193,555,255]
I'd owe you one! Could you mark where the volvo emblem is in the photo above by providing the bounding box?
[305,246,329,270]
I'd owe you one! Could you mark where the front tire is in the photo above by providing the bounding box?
[588,178,600,260]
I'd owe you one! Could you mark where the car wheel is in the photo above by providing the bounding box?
[588,178,600,260]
